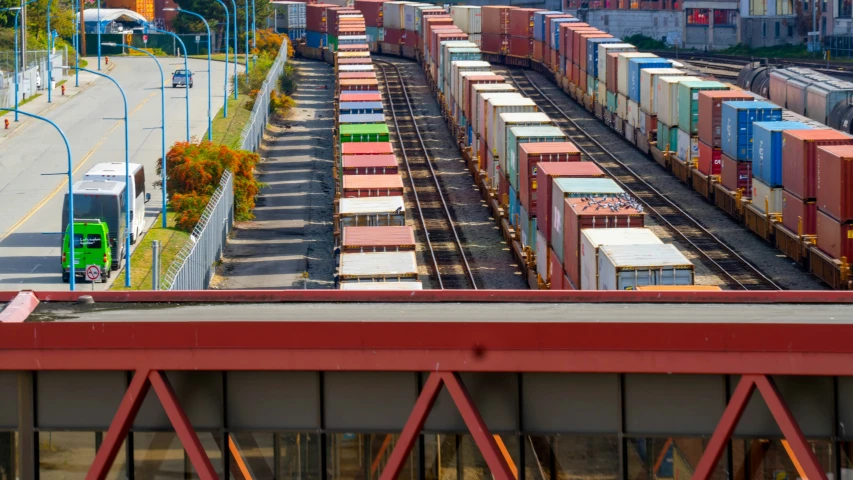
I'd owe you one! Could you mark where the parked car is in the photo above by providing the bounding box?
[171,69,193,88]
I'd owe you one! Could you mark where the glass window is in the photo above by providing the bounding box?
[751,0,767,16]
[733,439,833,480]
[229,433,322,480]
[72,234,84,249]
[0,432,16,480]
[628,437,727,480]
[841,0,852,19]
[714,9,737,25]
[39,431,126,479]
[134,431,222,479]
[329,434,417,480]
[686,8,711,24]
[525,436,619,480]
[777,0,793,15]
[86,234,102,249]
[776,21,781,37]
[424,434,517,480]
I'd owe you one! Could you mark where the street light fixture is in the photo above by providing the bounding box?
[229,0,238,99]
[146,23,190,142]
[164,7,212,141]
[212,0,231,118]
[80,67,132,287]
[7,0,38,122]
[103,41,168,229]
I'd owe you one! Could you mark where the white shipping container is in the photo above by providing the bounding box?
[750,177,784,214]
[627,99,639,127]
[404,3,431,33]
[640,68,684,116]
[579,228,663,290]
[338,197,406,228]
[676,128,698,163]
[471,87,516,138]
[617,52,657,98]
[338,65,375,72]
[339,251,419,280]
[382,1,409,30]
[597,80,606,107]
[456,70,493,114]
[655,76,701,127]
[451,60,491,110]
[616,93,627,120]
[475,91,518,145]
[439,40,478,86]
[536,229,549,283]
[486,97,538,158]
[597,43,635,83]
[597,244,694,290]
[451,5,482,34]
[494,111,552,173]
[339,281,424,290]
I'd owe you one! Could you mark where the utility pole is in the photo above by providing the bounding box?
[20,3,27,71]
[81,7,86,58]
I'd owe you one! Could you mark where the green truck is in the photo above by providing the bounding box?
[61,220,112,283]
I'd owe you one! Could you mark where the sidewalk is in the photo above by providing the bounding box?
[0,57,112,144]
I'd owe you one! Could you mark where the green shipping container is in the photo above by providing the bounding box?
[507,126,568,192]
[607,91,617,113]
[339,124,390,144]
[657,123,678,152]
[329,35,339,51]
[677,80,728,135]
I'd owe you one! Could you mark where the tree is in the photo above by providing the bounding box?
[173,0,271,47]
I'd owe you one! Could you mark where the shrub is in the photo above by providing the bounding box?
[252,29,286,58]
[269,90,295,116]
[280,62,296,95]
[160,141,263,231]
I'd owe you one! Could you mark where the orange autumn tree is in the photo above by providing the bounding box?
[161,141,263,231]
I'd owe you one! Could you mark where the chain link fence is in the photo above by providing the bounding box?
[239,38,289,152]
[161,171,234,290]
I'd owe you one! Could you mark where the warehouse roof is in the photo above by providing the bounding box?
[78,8,147,24]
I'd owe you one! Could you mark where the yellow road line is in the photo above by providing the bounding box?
[0,91,157,242]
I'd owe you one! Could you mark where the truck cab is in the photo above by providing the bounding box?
[172,69,194,88]
[61,220,112,283]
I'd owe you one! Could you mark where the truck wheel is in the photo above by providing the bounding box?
[62,272,69,283]
[131,232,136,245]
[172,84,177,88]
[111,261,119,271]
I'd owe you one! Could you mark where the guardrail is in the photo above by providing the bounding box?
[161,171,234,290]
[239,38,289,151]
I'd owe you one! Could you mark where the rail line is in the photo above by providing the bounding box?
[651,50,853,78]
[500,66,781,291]
[374,59,478,290]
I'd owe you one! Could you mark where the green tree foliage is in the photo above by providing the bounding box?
[172,0,271,53]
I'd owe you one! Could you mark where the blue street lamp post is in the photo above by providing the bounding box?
[0,108,76,291]
[212,0,230,118]
[5,0,38,122]
[97,0,101,69]
[80,67,131,287]
[73,0,79,87]
[251,0,256,54]
[146,24,190,142]
[47,0,53,103]
[244,0,250,80]
[104,42,168,229]
[165,8,212,141]
[230,0,238,99]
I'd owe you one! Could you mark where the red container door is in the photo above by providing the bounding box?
[816,209,853,261]
[697,141,722,176]
[549,248,564,289]
[721,153,751,192]
[782,190,817,235]
[816,145,853,222]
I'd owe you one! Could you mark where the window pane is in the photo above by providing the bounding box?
[279,433,322,480]
[39,432,126,480]
[424,435,516,480]
[525,436,618,480]
[0,432,15,480]
[733,439,832,480]
[628,438,726,480]
[134,431,222,479]
[329,434,417,480]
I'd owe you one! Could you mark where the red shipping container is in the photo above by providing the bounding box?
[519,143,582,212]
[782,190,817,235]
[816,209,853,261]
[696,90,754,149]
[509,8,540,38]
[482,6,513,35]
[560,23,590,62]
[306,3,335,32]
[550,50,557,72]
[549,248,565,289]
[340,142,394,155]
[404,31,418,48]
[571,64,579,86]
[338,72,376,79]
[645,114,656,139]
[508,36,532,58]
[341,175,405,198]
[577,33,611,72]
[337,58,372,66]
[341,226,416,252]
[782,129,853,201]
[329,8,359,28]
[816,145,853,222]
[543,44,551,68]
[536,162,606,244]
[698,140,722,176]
[354,0,384,27]
[341,154,398,174]
[579,69,587,96]
[339,92,381,102]
[480,33,507,54]
[544,14,573,46]
[562,197,645,289]
[721,153,751,193]
[606,52,619,93]
[563,273,576,290]
[569,27,599,66]
[383,27,404,44]
[533,41,544,63]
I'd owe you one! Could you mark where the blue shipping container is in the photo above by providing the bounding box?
[721,101,783,161]
[468,124,473,147]
[306,30,326,48]
[509,184,520,228]
[533,11,562,43]
[339,102,384,115]
[550,18,577,50]
[752,121,813,187]
[628,57,672,102]
[586,37,620,78]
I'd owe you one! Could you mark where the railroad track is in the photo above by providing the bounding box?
[374,59,478,290]
[652,50,853,78]
[501,67,781,291]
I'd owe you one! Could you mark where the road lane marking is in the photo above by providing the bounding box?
[0,91,157,242]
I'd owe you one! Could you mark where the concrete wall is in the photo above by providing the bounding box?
[453,0,563,9]
[740,16,802,46]
[579,9,683,43]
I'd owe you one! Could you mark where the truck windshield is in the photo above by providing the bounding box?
[62,193,122,245]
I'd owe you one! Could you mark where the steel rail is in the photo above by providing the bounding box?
[375,59,478,290]
[503,67,781,290]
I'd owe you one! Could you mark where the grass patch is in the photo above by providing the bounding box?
[720,43,818,59]
[209,91,253,148]
[110,211,190,291]
[191,53,248,64]
[19,93,41,106]
[56,79,66,87]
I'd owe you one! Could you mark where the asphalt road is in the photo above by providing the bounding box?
[0,56,240,291]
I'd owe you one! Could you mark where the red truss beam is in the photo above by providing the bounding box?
[693,375,828,480]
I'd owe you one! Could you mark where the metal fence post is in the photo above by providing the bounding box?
[152,240,160,290]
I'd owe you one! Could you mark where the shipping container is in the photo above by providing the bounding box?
[634,285,722,291]
[307,4,335,33]
[338,196,406,229]
[597,43,635,83]
[451,6,482,34]
[339,113,385,124]
[575,32,610,72]
[518,143,582,212]
[616,52,657,98]
[519,205,537,250]
[751,121,813,187]
[563,198,645,289]
[509,8,539,38]
[626,99,638,127]
[341,226,415,252]
[782,189,817,235]
[720,153,752,193]
[508,36,532,58]
[383,27,404,44]
[381,1,407,30]
[339,282,424,290]
[338,251,419,281]
[339,101,383,115]
[657,123,677,152]
[306,30,328,47]
[720,101,783,161]
[337,71,377,79]
[338,78,379,91]
[338,64,375,72]
[507,126,568,191]
[354,0,384,27]
[493,112,551,176]
[676,128,698,164]
[479,33,508,54]
[751,177,783,214]
[605,52,619,94]
[697,140,722,175]
[456,71,496,121]
[485,97,538,172]
[536,229,550,283]
[465,80,512,132]
[782,129,853,200]
[339,123,389,143]
[639,68,683,116]
[341,174,405,198]
[270,1,307,32]
[340,142,394,156]
[341,154,398,175]
[550,177,624,263]
[482,5,511,35]
[677,80,729,135]
[596,244,694,290]
[816,209,853,261]
[697,90,755,148]
[550,247,565,289]
[816,145,853,222]
[806,82,853,125]
[585,37,620,78]
[553,18,581,51]
[626,57,671,103]
[655,76,702,128]
[579,228,662,290]
[533,12,568,42]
